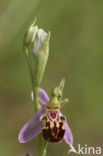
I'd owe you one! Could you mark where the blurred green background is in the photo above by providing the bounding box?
[0,0,103,156]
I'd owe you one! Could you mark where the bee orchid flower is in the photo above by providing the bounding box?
[18,81,73,146]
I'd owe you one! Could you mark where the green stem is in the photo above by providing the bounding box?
[24,46,47,156]
[32,86,39,112]
[32,85,47,156]
[38,135,48,156]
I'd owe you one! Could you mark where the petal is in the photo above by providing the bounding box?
[33,29,47,56]
[64,122,73,145]
[31,88,49,104]
[39,88,49,104]
[18,108,45,143]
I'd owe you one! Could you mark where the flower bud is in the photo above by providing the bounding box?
[24,19,38,48]
[33,29,47,56]
[34,31,50,86]
[23,19,50,88]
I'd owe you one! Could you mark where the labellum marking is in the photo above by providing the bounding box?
[50,112,56,119]
[41,110,65,143]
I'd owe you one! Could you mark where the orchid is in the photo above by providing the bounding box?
[18,80,73,146]
[20,19,74,156]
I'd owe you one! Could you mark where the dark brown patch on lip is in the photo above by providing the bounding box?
[46,122,50,127]
[42,127,65,142]
[42,113,65,142]
[60,116,65,121]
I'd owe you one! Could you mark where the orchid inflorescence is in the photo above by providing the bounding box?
[18,19,73,156]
